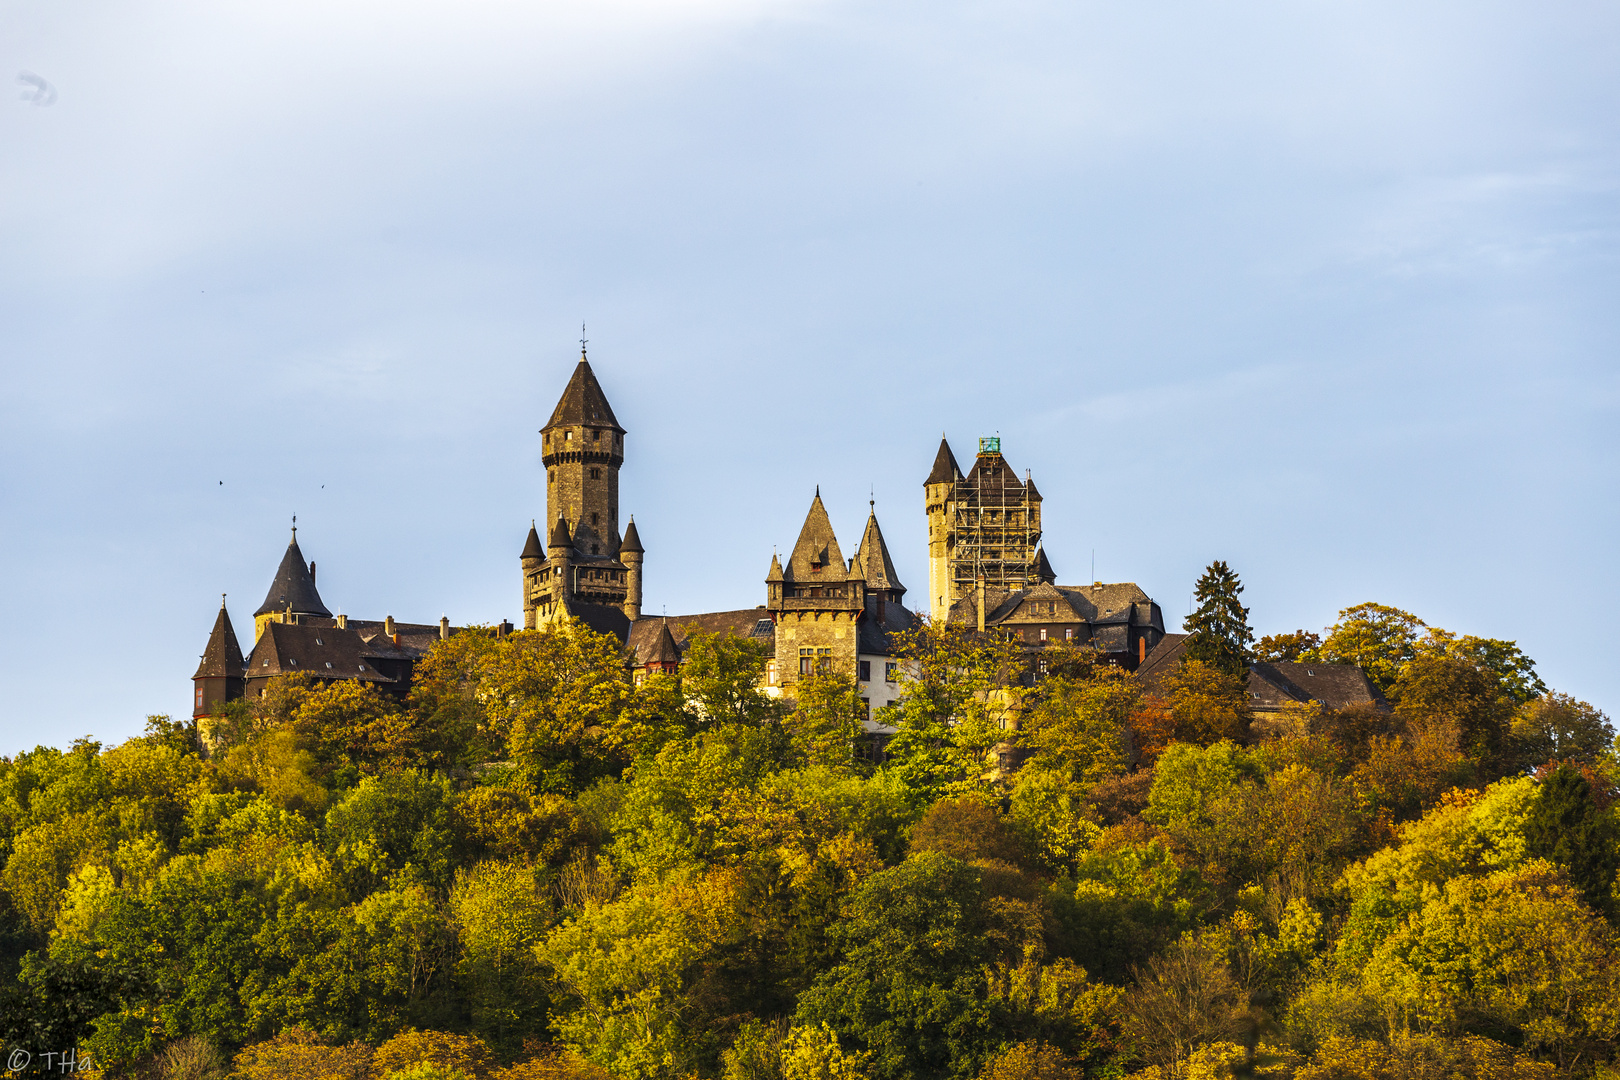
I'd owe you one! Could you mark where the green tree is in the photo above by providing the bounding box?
[681,630,784,729]
[791,671,866,770]
[795,852,1008,1080]
[1522,765,1618,916]
[1508,693,1615,770]
[1317,604,1426,692]
[1023,667,1139,785]
[1182,561,1253,680]
[878,621,1027,804]
[1388,653,1511,768]
[451,861,551,1053]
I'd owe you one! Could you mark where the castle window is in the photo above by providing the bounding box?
[859,660,871,681]
[1040,628,1048,641]
[816,648,832,673]
[885,662,897,682]
[799,649,813,676]
[195,688,203,708]
[1065,628,1074,641]
[590,468,600,479]
[767,659,778,685]
[593,429,600,441]
[325,662,332,669]
[591,544,599,554]
[565,431,572,441]
[591,512,599,525]
[862,697,871,722]
[549,470,554,483]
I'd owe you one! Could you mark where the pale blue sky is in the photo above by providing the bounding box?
[2,0,1616,751]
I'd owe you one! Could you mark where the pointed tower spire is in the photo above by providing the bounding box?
[521,521,545,560]
[854,505,906,597]
[925,436,961,485]
[193,599,246,718]
[254,528,330,618]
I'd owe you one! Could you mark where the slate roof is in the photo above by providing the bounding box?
[1034,546,1056,584]
[521,524,544,560]
[1136,633,1189,688]
[1249,662,1384,712]
[666,608,778,657]
[852,510,905,595]
[627,618,681,667]
[544,359,624,432]
[925,437,962,485]
[944,581,1161,632]
[254,531,332,617]
[858,601,918,656]
[620,517,644,554]
[782,494,848,584]
[193,601,245,679]
[279,617,446,655]
[244,622,393,684]
[556,599,632,641]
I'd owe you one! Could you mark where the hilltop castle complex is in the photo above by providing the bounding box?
[192,349,1170,725]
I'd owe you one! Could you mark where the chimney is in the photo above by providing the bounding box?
[384,615,395,636]
[975,574,986,633]
[309,561,316,583]
[439,616,449,640]
[336,614,347,629]
[1138,637,1146,664]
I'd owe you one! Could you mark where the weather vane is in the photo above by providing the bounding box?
[580,323,588,359]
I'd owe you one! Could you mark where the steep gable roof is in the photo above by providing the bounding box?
[925,437,962,485]
[781,493,847,583]
[852,510,905,595]
[1034,546,1057,584]
[254,530,332,617]
[193,601,245,679]
[544,359,623,432]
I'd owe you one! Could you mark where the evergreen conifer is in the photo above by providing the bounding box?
[1523,764,1618,917]
[1183,560,1254,680]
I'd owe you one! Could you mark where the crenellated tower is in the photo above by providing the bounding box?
[524,345,643,627]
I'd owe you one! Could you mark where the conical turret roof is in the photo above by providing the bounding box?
[782,493,846,583]
[1034,545,1056,584]
[853,509,906,595]
[521,522,544,560]
[766,551,784,583]
[925,436,961,485]
[544,359,624,432]
[254,529,331,617]
[194,599,245,679]
[620,517,644,554]
[549,514,573,550]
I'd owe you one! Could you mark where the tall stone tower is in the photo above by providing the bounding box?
[524,348,642,628]
[765,490,865,698]
[923,436,1044,623]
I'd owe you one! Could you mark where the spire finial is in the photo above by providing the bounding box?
[815,484,820,498]
[221,592,227,609]
[291,514,297,541]
[580,323,588,360]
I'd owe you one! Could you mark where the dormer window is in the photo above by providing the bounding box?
[315,638,323,645]
[564,431,572,442]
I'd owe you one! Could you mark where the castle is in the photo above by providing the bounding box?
[192,348,1168,726]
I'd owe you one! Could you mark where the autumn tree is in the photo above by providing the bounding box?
[1182,561,1253,680]
[1253,631,1321,664]
[1316,603,1426,692]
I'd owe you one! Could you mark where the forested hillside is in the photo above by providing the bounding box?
[2,590,1617,1080]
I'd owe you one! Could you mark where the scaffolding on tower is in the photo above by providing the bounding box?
[950,437,1038,595]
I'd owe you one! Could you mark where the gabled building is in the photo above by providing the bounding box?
[925,435,1045,624]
